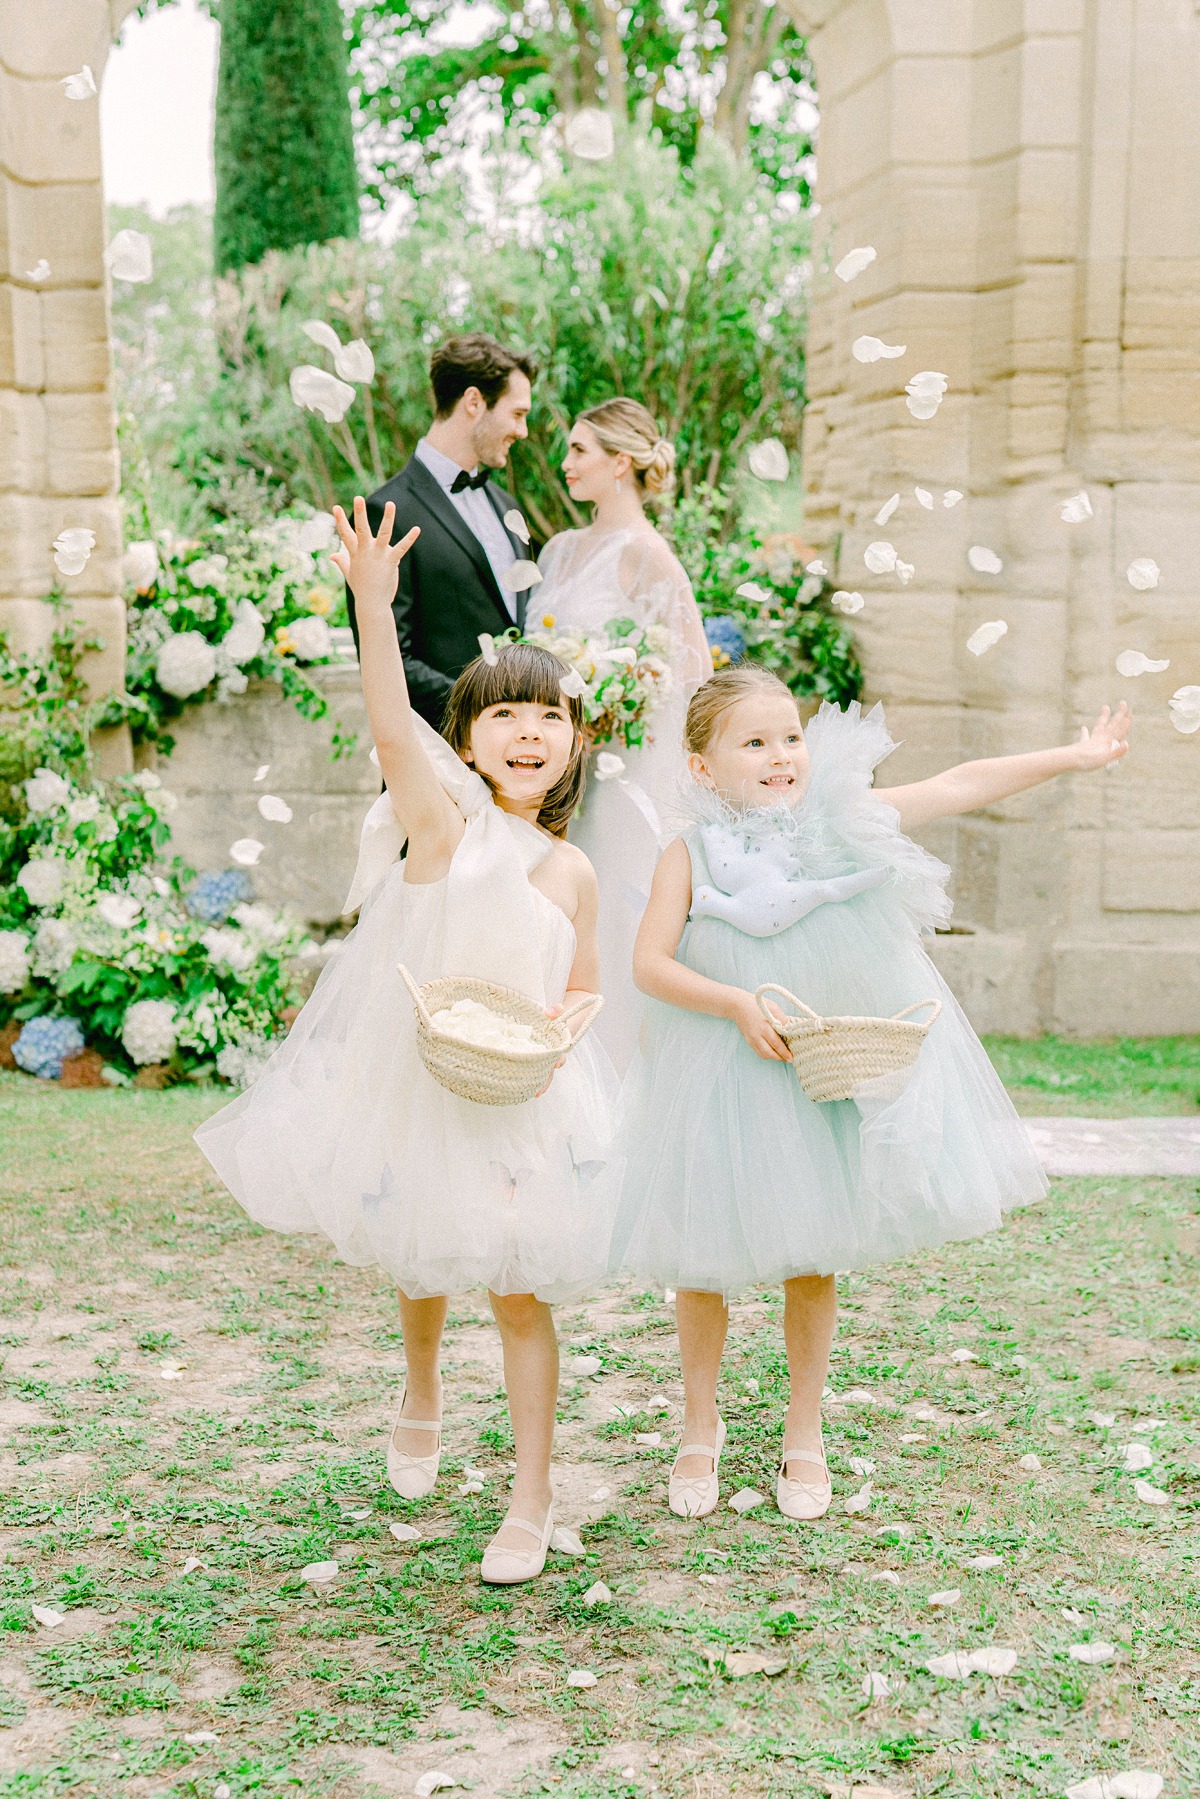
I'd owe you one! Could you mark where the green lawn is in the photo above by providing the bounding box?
[0,1071,1196,1799]
[982,1036,1200,1117]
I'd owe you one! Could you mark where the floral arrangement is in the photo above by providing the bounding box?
[116,506,353,756]
[520,615,674,751]
[0,622,311,1087]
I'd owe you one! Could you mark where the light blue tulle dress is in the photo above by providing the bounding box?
[610,702,1048,1297]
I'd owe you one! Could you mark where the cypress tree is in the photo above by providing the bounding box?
[213,0,359,275]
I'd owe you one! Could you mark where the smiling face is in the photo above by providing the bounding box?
[689,691,810,809]
[466,698,577,812]
[563,419,632,507]
[470,370,533,469]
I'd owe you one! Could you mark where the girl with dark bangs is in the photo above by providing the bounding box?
[197,500,620,1587]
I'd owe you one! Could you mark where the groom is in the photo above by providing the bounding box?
[347,333,539,728]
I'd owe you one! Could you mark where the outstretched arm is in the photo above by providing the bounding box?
[332,499,463,878]
[879,704,1132,834]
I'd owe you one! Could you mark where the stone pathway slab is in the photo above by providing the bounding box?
[1025,1116,1200,1176]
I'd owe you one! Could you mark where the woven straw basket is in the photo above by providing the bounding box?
[399,965,603,1106]
[755,983,942,1104]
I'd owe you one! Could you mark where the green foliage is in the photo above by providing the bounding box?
[213,0,359,273]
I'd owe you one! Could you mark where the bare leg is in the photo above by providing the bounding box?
[393,1290,447,1456]
[673,1289,729,1479]
[488,1291,558,1550]
[782,1274,837,1475]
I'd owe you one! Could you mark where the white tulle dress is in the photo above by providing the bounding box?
[609,702,1048,1298]
[536,525,712,1071]
[195,728,620,1303]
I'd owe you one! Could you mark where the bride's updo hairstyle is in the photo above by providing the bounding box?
[442,642,587,839]
[576,398,676,498]
[685,667,797,756]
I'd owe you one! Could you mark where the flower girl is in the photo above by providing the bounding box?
[197,499,618,1584]
[610,667,1131,1521]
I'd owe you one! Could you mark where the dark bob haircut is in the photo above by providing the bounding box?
[429,334,539,418]
[441,642,586,838]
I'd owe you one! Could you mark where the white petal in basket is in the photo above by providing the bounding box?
[564,107,615,160]
[1133,1479,1170,1506]
[502,559,543,592]
[257,795,294,824]
[566,1669,599,1688]
[1060,491,1093,524]
[594,752,626,782]
[334,339,375,385]
[852,335,906,363]
[105,229,154,284]
[1069,1641,1116,1665]
[864,541,898,575]
[31,1604,66,1628]
[503,509,531,544]
[834,245,876,283]
[61,65,98,99]
[968,545,1003,574]
[831,590,865,615]
[582,1580,611,1607]
[1114,650,1169,678]
[230,838,264,867]
[300,1560,339,1583]
[747,438,789,483]
[1126,558,1160,591]
[729,1488,765,1515]
[290,365,355,424]
[967,620,1008,657]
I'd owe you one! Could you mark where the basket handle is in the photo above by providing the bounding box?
[755,983,823,1028]
[891,997,942,1027]
[397,964,433,1030]
[554,991,605,1046]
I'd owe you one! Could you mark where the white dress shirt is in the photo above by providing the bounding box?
[414,437,518,619]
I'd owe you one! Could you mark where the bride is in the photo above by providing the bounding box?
[537,399,713,1069]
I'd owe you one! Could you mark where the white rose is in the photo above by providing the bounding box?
[0,930,30,994]
[67,792,101,827]
[122,540,160,591]
[121,998,177,1066]
[17,857,66,908]
[23,768,71,815]
[32,917,76,976]
[221,600,266,667]
[286,615,333,662]
[155,631,217,698]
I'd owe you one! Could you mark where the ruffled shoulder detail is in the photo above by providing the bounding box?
[803,700,952,935]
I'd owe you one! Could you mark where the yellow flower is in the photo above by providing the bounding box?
[541,613,556,629]
[274,626,294,655]
[307,587,332,616]
[712,647,731,669]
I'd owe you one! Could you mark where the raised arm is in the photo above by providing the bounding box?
[332,498,464,878]
[879,703,1133,834]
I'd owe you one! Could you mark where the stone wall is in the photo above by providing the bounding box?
[783,0,1200,1035]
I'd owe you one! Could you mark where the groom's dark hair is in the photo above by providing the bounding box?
[430,334,538,417]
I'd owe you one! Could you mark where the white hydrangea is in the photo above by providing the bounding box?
[216,1038,272,1088]
[17,857,66,908]
[200,927,257,973]
[287,615,333,662]
[95,891,143,930]
[121,998,177,1066]
[220,600,266,667]
[231,902,288,943]
[0,930,30,994]
[67,792,101,827]
[23,768,71,815]
[32,917,76,977]
[155,631,217,699]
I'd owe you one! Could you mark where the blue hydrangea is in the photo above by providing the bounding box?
[187,869,254,923]
[704,614,748,665]
[12,1015,85,1080]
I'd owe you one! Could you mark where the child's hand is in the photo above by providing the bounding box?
[534,1003,569,1098]
[331,497,419,613]
[730,990,792,1062]
[1073,702,1132,771]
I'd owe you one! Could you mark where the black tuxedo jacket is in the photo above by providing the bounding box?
[346,455,530,729]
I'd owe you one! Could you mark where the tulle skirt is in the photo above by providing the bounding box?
[610,899,1047,1297]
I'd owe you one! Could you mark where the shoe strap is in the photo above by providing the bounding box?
[781,1447,827,1471]
[394,1416,441,1433]
[498,1513,551,1541]
[674,1442,720,1464]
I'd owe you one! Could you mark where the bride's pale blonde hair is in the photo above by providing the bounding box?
[576,398,676,497]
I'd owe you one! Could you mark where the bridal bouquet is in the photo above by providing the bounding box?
[525,615,673,751]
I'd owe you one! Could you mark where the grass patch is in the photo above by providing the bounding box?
[983,1035,1200,1116]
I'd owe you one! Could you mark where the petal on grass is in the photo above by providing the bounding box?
[299,1561,339,1583]
[634,1432,662,1447]
[569,1354,601,1376]
[389,1523,420,1542]
[729,1488,765,1515]
[1018,1452,1042,1471]
[566,1669,598,1687]
[928,1588,961,1608]
[848,1457,877,1477]
[1133,1479,1170,1506]
[551,1526,584,1556]
[1121,1443,1153,1472]
[31,1605,65,1628]
[1069,1641,1116,1664]
[582,1580,611,1607]
[835,246,877,282]
[413,1773,456,1798]
[963,1553,1004,1570]
[926,1651,973,1679]
[707,1650,787,1677]
[950,1347,978,1363]
[967,1646,1018,1676]
[844,1481,874,1515]
[862,1671,891,1698]
[184,1730,220,1745]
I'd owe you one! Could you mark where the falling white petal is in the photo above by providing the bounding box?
[230,839,264,867]
[895,559,915,585]
[570,1354,601,1376]
[1018,1452,1042,1471]
[504,509,531,544]
[805,559,828,577]
[943,490,964,507]
[582,1580,611,1607]
[864,541,898,575]
[389,1522,420,1542]
[502,559,543,592]
[300,1560,339,1583]
[1060,491,1093,524]
[253,765,271,783]
[559,669,588,699]
[1168,686,1200,734]
[729,1488,765,1514]
[1121,1443,1154,1472]
[915,488,933,509]
[852,335,906,363]
[968,545,1003,574]
[289,365,356,424]
[566,1669,599,1688]
[334,339,375,384]
[831,590,865,615]
[52,526,96,577]
[26,259,50,283]
[1115,651,1169,678]
[928,1588,961,1608]
[594,752,626,782]
[1132,1479,1169,1506]
[477,633,499,666]
[61,66,97,100]
[1069,1641,1116,1665]
[861,1670,891,1699]
[31,1605,66,1628]
[736,580,773,605]
[1126,558,1160,591]
[875,494,900,526]
[835,245,876,283]
[302,320,343,355]
[907,370,949,396]
[747,439,789,483]
[105,229,153,284]
[967,620,1008,657]
[564,107,615,160]
[297,512,336,553]
[258,795,294,824]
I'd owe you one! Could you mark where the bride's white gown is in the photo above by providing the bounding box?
[537,524,712,1070]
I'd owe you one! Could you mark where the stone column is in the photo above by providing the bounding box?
[782,0,1200,1035]
[0,0,138,746]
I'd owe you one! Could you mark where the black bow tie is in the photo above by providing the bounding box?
[450,467,490,493]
